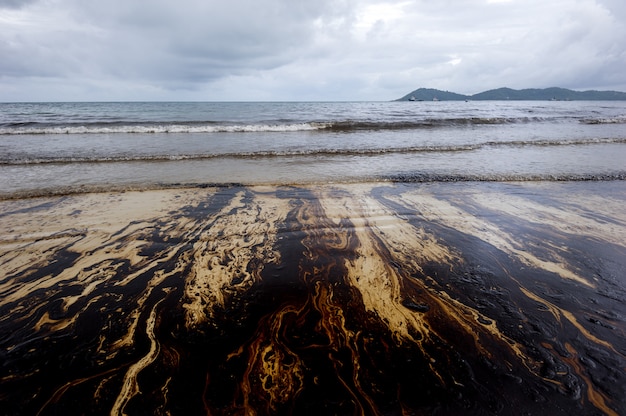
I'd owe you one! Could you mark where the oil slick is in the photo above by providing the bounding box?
[1,182,625,415]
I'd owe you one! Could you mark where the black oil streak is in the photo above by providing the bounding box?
[0,183,624,415]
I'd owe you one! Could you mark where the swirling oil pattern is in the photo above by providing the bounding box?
[1,181,625,415]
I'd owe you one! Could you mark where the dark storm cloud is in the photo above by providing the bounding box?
[1,0,625,101]
[1,0,330,84]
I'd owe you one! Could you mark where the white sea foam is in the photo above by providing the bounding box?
[0,122,330,135]
[1,101,625,199]
[1,137,624,166]
[580,116,626,124]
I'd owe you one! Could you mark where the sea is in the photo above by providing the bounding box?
[1,100,625,198]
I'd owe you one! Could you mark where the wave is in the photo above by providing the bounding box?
[579,116,626,124]
[0,122,330,135]
[324,117,551,131]
[0,116,558,135]
[2,173,624,200]
[2,137,625,166]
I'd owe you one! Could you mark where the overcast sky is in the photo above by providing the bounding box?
[1,0,625,101]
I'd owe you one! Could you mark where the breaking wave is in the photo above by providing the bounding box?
[0,116,564,135]
[3,115,624,135]
[0,122,330,135]
[579,116,626,124]
[2,137,624,165]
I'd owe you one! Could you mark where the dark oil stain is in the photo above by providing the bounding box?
[0,183,624,415]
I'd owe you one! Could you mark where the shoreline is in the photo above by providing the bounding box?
[1,174,625,201]
[1,181,625,415]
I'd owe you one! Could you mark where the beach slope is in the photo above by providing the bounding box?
[1,182,625,415]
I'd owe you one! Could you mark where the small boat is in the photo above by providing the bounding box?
[408,96,416,101]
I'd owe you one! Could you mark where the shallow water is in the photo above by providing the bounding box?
[1,101,625,197]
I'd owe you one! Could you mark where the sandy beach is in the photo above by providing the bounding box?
[1,181,625,415]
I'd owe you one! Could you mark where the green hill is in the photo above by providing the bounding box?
[396,87,626,101]
[398,88,469,101]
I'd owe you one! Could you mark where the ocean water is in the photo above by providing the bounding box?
[1,101,625,198]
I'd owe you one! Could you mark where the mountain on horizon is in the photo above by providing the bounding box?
[396,87,626,101]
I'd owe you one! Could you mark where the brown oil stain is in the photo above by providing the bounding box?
[0,181,625,415]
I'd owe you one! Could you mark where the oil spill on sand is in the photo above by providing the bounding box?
[0,182,625,415]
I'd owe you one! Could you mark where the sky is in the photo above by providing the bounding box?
[1,0,625,101]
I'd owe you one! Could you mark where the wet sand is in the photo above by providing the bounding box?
[1,181,625,415]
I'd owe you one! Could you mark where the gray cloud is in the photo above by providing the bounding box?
[0,0,38,9]
[1,0,625,101]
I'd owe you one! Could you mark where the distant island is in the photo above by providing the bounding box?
[396,87,626,101]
